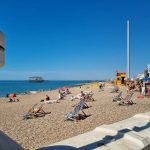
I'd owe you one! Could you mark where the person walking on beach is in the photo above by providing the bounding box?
[99,82,103,92]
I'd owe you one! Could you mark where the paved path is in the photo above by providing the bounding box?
[39,112,150,150]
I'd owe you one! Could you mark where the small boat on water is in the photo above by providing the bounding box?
[28,76,44,82]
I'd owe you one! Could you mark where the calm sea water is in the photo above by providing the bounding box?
[0,80,94,97]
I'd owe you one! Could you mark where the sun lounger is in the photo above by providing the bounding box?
[23,104,46,120]
[118,92,134,106]
[64,104,87,121]
[112,91,122,102]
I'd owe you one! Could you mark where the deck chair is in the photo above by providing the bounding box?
[64,104,87,121]
[110,86,119,93]
[72,99,89,109]
[70,90,94,101]
[118,92,134,106]
[112,91,122,102]
[84,93,95,102]
[23,104,46,120]
[70,94,81,101]
[79,99,89,109]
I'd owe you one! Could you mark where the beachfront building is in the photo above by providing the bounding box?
[137,64,150,80]
[116,71,126,85]
[137,73,144,80]
[136,64,150,96]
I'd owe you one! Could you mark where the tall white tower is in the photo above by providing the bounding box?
[127,20,130,79]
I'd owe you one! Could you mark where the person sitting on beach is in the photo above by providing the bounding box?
[7,93,20,102]
[6,93,9,98]
[8,98,13,102]
[65,89,71,95]
[40,95,50,103]
[126,84,130,93]
[58,90,64,100]
[81,91,86,99]
[43,95,51,103]
[45,95,50,101]
[8,98,19,102]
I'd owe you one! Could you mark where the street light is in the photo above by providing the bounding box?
[0,32,5,67]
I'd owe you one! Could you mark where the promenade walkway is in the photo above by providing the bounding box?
[39,112,150,150]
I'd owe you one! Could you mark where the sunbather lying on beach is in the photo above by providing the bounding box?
[6,93,20,102]
[70,90,94,101]
[40,95,50,101]
[40,95,59,104]
[8,98,19,102]
[45,95,50,101]
[65,89,71,95]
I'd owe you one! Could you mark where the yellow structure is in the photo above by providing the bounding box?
[116,71,126,85]
[87,82,99,89]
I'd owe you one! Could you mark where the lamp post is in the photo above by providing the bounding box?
[0,32,5,67]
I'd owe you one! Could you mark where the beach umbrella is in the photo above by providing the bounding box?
[9,93,16,97]
[143,77,150,81]
[59,88,65,91]
[63,86,70,89]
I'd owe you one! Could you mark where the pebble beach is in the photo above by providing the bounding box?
[0,83,150,150]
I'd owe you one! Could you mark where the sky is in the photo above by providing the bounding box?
[0,0,149,80]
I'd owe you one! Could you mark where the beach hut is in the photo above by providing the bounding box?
[116,71,126,85]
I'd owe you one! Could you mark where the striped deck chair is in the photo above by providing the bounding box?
[64,104,86,121]
[112,91,122,102]
[118,92,134,106]
[23,104,46,120]
[78,99,89,109]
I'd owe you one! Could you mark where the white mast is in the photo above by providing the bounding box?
[127,20,130,79]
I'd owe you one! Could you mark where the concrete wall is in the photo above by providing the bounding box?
[39,112,150,150]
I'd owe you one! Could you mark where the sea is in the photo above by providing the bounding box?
[0,80,94,97]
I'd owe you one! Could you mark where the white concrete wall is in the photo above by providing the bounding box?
[39,112,150,150]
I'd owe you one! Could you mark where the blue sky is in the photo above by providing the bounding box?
[0,0,149,80]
